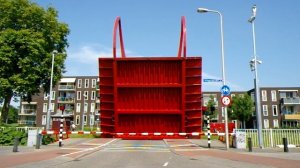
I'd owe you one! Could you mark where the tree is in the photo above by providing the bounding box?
[0,106,19,124]
[0,0,69,123]
[205,95,217,120]
[228,93,254,128]
[7,106,19,124]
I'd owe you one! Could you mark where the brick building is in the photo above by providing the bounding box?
[19,76,100,130]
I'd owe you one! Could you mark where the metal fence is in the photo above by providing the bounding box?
[0,127,44,132]
[235,129,300,148]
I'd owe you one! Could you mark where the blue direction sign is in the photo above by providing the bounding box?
[221,85,231,96]
[203,79,223,82]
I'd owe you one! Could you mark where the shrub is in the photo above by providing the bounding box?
[0,128,27,145]
[42,135,56,145]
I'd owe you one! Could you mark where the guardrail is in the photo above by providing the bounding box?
[0,127,44,132]
[235,129,300,148]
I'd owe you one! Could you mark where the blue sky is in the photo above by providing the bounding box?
[34,0,300,91]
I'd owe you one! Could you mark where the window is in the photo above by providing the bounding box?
[84,91,88,100]
[250,92,255,101]
[90,115,94,125]
[44,92,49,100]
[42,115,46,125]
[92,79,97,88]
[77,91,81,100]
[221,107,225,117]
[51,103,55,112]
[90,103,95,113]
[84,115,87,125]
[85,79,89,88]
[271,90,277,101]
[263,105,268,116]
[77,79,82,88]
[272,105,278,116]
[91,91,96,100]
[84,102,88,113]
[262,90,267,101]
[76,115,80,125]
[51,91,55,100]
[43,103,48,112]
[76,103,81,113]
[273,119,279,128]
[264,119,269,129]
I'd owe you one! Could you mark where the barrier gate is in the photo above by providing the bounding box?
[98,16,203,139]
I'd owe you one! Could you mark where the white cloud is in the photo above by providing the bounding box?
[67,44,112,64]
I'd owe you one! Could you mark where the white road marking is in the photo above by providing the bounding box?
[169,144,198,147]
[174,148,207,151]
[163,162,169,167]
[61,139,118,157]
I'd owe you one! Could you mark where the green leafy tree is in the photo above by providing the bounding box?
[0,0,69,123]
[205,95,217,120]
[228,93,254,128]
[7,106,19,124]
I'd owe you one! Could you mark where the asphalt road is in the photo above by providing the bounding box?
[1,138,300,168]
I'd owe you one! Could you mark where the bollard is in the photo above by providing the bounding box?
[13,137,19,152]
[283,138,289,152]
[248,137,252,152]
[36,134,42,149]
[207,115,211,148]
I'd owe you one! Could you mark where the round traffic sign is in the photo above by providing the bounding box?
[221,85,231,96]
[221,96,231,106]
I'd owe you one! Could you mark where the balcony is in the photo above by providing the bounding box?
[283,112,300,120]
[18,120,36,125]
[19,109,37,115]
[281,97,300,105]
[58,85,75,90]
[53,109,74,117]
[57,97,75,103]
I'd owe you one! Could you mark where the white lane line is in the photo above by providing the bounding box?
[174,148,207,151]
[170,144,198,147]
[62,139,118,157]
[81,143,103,145]
[163,162,169,167]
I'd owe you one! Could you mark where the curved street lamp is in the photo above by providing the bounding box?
[197,7,229,150]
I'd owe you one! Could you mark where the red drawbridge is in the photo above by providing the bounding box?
[98,16,203,139]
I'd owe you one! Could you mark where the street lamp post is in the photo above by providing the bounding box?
[248,5,263,148]
[46,50,58,130]
[197,8,230,150]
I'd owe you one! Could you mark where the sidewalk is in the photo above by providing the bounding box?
[0,138,88,156]
[189,139,300,160]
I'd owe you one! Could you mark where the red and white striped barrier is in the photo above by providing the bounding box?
[40,131,235,136]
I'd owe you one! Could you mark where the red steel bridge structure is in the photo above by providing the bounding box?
[98,16,203,139]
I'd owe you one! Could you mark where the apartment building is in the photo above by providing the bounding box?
[203,87,300,129]
[19,76,100,129]
[248,87,300,129]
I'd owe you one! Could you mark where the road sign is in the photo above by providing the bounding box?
[221,85,230,96]
[221,96,231,106]
[203,79,223,82]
